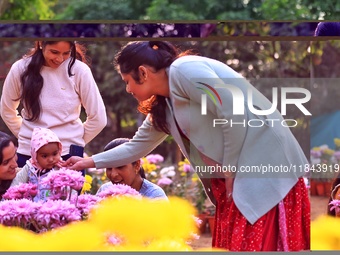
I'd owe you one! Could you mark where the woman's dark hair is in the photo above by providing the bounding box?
[0,131,17,199]
[114,41,192,134]
[103,138,146,178]
[315,22,340,36]
[18,41,88,122]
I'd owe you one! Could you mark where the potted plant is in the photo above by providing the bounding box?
[310,142,339,197]
[202,199,216,235]
[192,179,208,234]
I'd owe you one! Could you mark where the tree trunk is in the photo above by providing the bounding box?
[0,0,10,17]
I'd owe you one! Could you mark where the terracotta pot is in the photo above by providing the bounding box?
[324,181,333,197]
[316,181,325,196]
[309,179,317,196]
[196,214,208,234]
[206,215,215,235]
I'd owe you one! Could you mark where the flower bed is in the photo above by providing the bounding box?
[0,168,221,251]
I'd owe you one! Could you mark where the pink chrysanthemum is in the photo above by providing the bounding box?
[40,168,85,191]
[96,184,141,199]
[70,194,102,215]
[2,183,38,200]
[157,177,173,187]
[310,150,322,158]
[146,154,164,164]
[329,199,340,214]
[183,164,192,173]
[34,199,81,232]
[334,151,340,161]
[106,233,125,246]
[39,168,84,200]
[193,215,202,227]
[0,199,39,227]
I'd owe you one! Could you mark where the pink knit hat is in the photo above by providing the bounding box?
[29,127,62,170]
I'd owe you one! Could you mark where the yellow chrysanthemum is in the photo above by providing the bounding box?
[0,225,39,251]
[323,148,335,156]
[89,196,197,244]
[334,138,340,148]
[311,215,340,250]
[80,174,93,194]
[37,221,105,251]
[99,171,108,181]
[84,174,93,184]
[0,197,219,251]
[141,157,149,165]
[146,238,192,251]
[81,182,91,194]
[141,157,160,174]
[178,158,190,166]
[191,173,199,182]
[142,163,158,174]
[178,159,191,174]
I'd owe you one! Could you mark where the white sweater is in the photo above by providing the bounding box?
[0,57,107,156]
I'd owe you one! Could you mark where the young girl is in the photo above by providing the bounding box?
[64,41,310,251]
[96,138,167,200]
[11,127,63,201]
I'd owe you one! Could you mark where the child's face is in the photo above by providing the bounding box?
[36,142,61,170]
[106,161,141,191]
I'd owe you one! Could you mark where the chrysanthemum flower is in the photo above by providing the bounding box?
[96,184,141,199]
[34,200,81,231]
[146,154,164,164]
[2,183,38,200]
[40,168,85,191]
[106,233,125,246]
[157,177,173,187]
[70,194,102,216]
[0,199,39,228]
[160,166,176,177]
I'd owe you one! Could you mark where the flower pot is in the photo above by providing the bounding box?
[196,214,208,234]
[206,215,215,235]
[309,179,318,196]
[316,181,325,196]
[324,181,333,197]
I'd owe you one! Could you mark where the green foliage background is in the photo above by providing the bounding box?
[1,0,339,20]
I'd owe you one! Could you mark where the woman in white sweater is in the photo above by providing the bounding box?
[0,41,107,167]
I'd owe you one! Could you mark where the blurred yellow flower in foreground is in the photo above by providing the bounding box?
[311,215,340,250]
[0,196,222,251]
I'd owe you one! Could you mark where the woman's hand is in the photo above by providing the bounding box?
[225,177,234,202]
[61,156,95,170]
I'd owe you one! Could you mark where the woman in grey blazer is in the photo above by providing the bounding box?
[63,41,310,251]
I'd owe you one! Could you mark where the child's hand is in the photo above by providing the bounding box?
[56,159,65,168]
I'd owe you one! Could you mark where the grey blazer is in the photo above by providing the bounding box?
[93,56,308,224]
